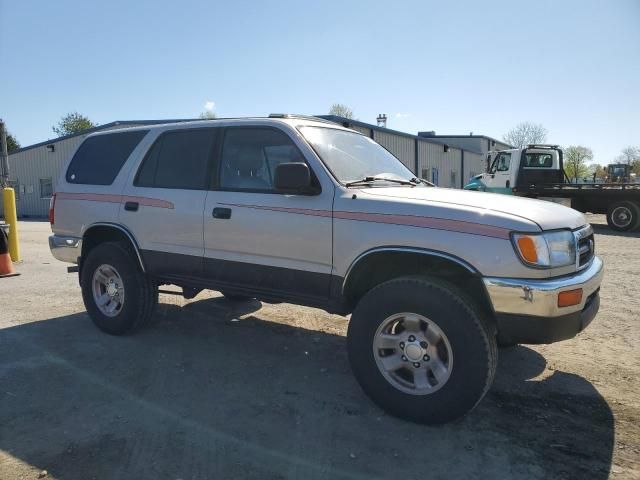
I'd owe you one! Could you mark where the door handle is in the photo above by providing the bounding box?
[124,201,139,212]
[212,207,232,219]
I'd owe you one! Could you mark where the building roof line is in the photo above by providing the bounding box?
[422,133,512,146]
[10,115,500,156]
[9,119,200,155]
[316,115,485,155]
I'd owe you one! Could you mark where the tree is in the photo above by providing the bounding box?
[503,122,548,148]
[588,163,607,181]
[615,146,640,165]
[328,103,354,119]
[6,132,20,153]
[199,111,217,119]
[564,146,593,183]
[52,112,96,136]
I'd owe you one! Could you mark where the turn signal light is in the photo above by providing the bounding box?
[517,236,538,263]
[558,289,583,308]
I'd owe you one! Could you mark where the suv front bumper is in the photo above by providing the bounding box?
[483,257,603,344]
[49,235,82,264]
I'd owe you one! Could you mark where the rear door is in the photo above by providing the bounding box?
[120,127,217,279]
[203,126,334,305]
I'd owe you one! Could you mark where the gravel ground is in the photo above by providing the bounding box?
[0,216,638,480]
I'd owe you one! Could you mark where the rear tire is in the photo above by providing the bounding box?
[606,201,640,232]
[347,276,497,424]
[81,242,157,335]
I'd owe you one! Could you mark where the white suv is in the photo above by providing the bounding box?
[49,114,603,424]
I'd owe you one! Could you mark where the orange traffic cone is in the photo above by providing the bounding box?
[0,225,19,278]
[0,251,18,277]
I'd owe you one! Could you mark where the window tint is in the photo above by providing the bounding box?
[135,128,215,190]
[219,128,304,191]
[524,153,553,168]
[66,130,148,185]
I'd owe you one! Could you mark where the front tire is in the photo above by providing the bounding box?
[347,276,497,424]
[81,242,158,335]
[607,201,640,232]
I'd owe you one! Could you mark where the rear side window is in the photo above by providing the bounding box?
[135,128,216,190]
[66,130,148,185]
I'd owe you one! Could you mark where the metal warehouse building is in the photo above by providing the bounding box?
[2,115,504,218]
[414,132,512,156]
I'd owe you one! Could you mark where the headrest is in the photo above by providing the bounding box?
[231,145,264,171]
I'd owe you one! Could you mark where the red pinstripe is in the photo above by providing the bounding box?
[56,192,174,209]
[220,203,511,239]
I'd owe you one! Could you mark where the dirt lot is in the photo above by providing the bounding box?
[0,216,638,480]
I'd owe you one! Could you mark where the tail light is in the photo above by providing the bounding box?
[49,193,56,225]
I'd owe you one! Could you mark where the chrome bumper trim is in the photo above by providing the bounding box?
[49,235,82,264]
[483,256,603,317]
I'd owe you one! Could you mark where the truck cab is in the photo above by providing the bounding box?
[606,163,635,183]
[465,145,564,194]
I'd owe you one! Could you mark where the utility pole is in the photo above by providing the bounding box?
[0,120,9,188]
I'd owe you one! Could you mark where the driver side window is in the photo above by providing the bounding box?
[490,153,511,173]
[218,127,305,192]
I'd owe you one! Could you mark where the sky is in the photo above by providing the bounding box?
[1,0,638,164]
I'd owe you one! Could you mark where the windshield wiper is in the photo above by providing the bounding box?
[410,177,435,186]
[345,176,418,187]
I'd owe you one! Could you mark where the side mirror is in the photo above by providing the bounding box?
[274,162,313,194]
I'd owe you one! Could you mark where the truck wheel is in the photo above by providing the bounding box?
[607,201,640,232]
[81,242,158,335]
[347,276,497,424]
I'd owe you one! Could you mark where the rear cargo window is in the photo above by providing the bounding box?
[523,153,553,168]
[66,130,148,185]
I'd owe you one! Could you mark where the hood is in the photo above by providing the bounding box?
[358,186,587,231]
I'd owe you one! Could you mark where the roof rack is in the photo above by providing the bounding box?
[268,113,338,125]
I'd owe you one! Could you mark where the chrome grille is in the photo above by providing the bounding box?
[575,225,595,269]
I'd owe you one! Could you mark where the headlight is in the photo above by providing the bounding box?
[512,230,576,268]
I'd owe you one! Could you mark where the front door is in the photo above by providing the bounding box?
[485,151,513,193]
[120,127,217,279]
[203,126,334,305]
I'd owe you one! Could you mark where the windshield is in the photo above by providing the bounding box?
[299,126,419,185]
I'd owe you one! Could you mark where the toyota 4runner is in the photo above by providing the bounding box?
[49,114,604,424]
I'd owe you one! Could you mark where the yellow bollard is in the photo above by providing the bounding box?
[2,187,21,262]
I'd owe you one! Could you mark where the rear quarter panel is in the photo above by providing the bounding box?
[52,131,154,238]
